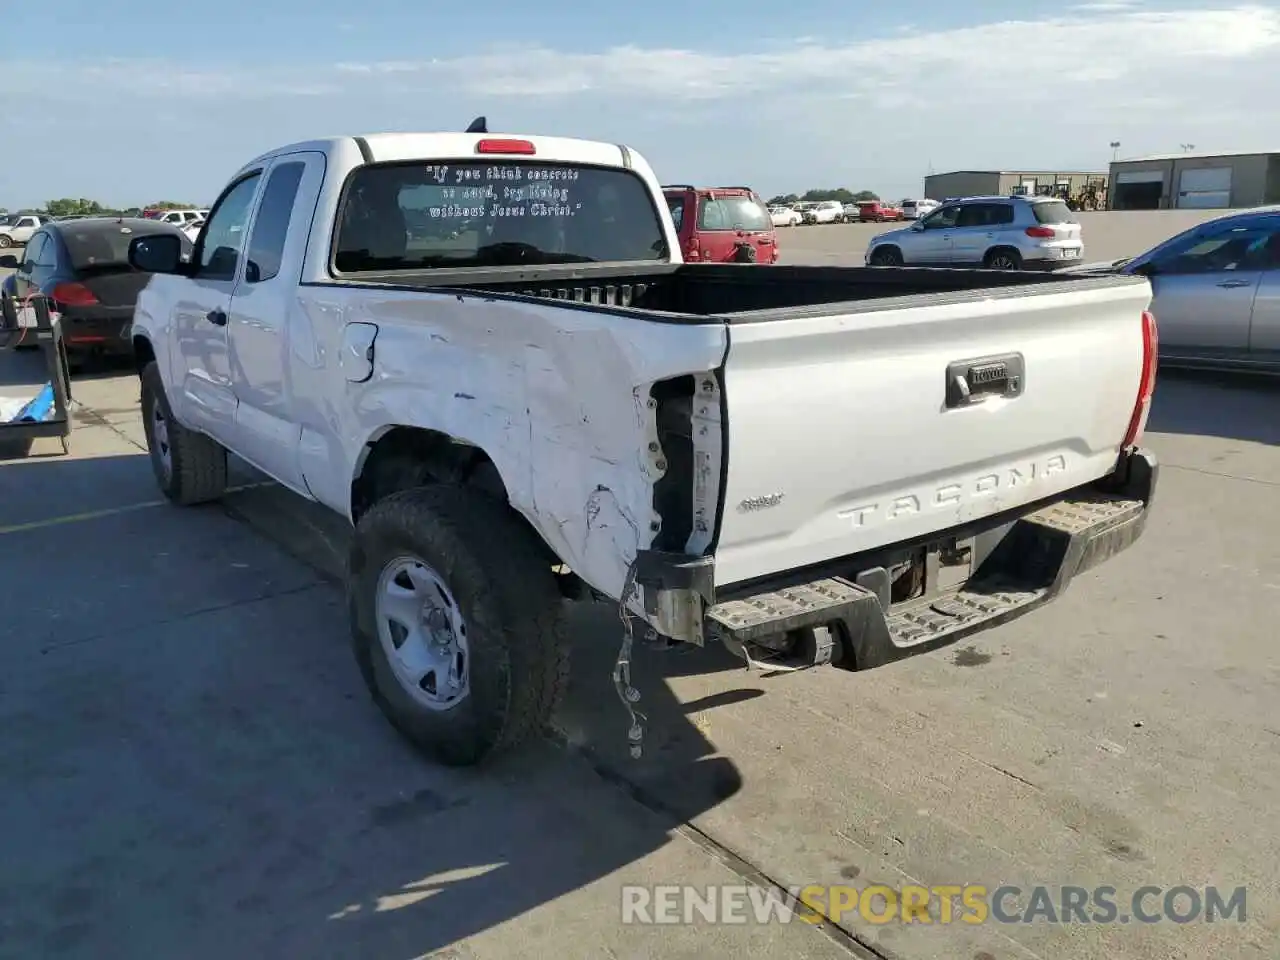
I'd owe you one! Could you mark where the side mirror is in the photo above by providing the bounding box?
[0,254,18,269]
[911,221,925,231]
[129,233,187,274]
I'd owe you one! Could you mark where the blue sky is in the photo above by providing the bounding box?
[4,0,1278,208]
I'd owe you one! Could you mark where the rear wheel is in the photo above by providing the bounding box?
[870,246,904,267]
[140,361,228,505]
[0,236,11,248]
[347,485,570,767]
[984,248,1023,270]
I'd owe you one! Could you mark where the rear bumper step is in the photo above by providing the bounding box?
[698,447,1158,671]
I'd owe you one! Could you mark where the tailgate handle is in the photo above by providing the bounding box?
[945,353,1024,408]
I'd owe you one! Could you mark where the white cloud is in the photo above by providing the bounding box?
[4,4,1279,204]
[11,5,1279,107]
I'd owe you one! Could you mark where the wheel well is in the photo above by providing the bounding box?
[871,244,901,259]
[350,427,589,598]
[132,335,156,375]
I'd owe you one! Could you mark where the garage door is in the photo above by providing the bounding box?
[1177,167,1232,208]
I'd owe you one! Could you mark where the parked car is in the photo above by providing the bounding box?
[842,202,861,221]
[0,217,192,357]
[0,213,46,248]
[125,129,1157,768]
[865,195,1084,269]
[901,198,939,220]
[663,185,779,262]
[1061,206,1280,373]
[770,205,802,228]
[804,200,845,225]
[181,218,205,243]
[154,209,206,227]
[856,200,904,223]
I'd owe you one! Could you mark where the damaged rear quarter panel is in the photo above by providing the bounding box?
[332,288,728,602]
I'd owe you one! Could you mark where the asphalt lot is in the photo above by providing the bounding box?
[2,210,1279,960]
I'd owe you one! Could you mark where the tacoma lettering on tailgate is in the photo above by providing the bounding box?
[837,455,1068,528]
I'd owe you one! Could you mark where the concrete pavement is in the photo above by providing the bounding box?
[3,211,1279,959]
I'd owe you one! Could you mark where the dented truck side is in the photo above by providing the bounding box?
[129,130,1158,765]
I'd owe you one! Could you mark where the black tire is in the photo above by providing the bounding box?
[347,485,570,767]
[0,236,12,248]
[140,361,228,505]
[869,246,904,267]
[984,248,1023,270]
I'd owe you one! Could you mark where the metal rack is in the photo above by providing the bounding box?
[0,293,73,454]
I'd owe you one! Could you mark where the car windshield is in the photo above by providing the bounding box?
[1032,200,1077,225]
[334,160,670,271]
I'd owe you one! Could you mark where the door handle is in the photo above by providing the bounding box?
[207,309,227,326]
[1217,279,1253,288]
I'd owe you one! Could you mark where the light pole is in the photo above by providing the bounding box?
[1180,143,1195,153]
[1110,141,1121,163]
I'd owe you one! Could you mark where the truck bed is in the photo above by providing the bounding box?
[311,262,1145,322]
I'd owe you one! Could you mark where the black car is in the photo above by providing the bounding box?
[0,217,193,358]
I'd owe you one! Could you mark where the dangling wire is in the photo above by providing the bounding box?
[614,561,647,759]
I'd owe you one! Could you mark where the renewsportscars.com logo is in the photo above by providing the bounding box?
[620,884,1248,926]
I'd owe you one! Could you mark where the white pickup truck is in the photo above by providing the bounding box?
[126,128,1159,766]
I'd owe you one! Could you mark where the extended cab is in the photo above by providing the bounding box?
[127,130,1159,767]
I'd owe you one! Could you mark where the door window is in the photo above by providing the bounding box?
[1152,223,1280,275]
[197,173,262,281]
[244,161,305,284]
[921,206,960,230]
[666,196,687,233]
[21,234,48,272]
[16,217,36,229]
[31,233,58,269]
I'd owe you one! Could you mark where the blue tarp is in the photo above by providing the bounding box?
[6,382,55,423]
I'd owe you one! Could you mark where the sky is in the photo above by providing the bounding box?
[3,0,1279,209]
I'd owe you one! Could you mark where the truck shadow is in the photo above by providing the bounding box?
[0,451,749,960]
[1147,369,1280,446]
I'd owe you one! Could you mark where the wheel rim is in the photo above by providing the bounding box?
[375,556,470,711]
[150,400,173,481]
[989,255,1017,269]
[0,237,10,248]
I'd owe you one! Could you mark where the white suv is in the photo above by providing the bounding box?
[865,196,1083,269]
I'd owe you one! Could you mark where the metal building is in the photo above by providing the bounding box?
[1108,150,1280,210]
[922,170,1106,203]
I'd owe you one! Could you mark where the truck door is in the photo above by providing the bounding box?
[173,171,264,441]
[225,152,325,494]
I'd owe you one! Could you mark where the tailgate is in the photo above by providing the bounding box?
[712,278,1152,587]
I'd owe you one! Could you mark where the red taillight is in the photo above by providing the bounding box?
[50,282,99,307]
[1122,309,1159,448]
[1025,226,1056,238]
[475,138,536,155]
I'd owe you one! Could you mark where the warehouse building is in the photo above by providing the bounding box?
[922,170,1106,203]
[1108,150,1280,210]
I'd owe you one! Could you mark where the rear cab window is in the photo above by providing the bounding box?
[333,160,670,272]
[1031,200,1077,225]
[665,194,688,233]
[695,194,770,232]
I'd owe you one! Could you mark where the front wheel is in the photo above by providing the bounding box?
[869,246,904,266]
[347,485,570,767]
[0,236,12,248]
[140,361,228,504]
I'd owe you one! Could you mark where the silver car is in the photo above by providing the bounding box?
[865,196,1083,269]
[1074,207,1280,374]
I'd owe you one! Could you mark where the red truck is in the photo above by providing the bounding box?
[857,200,905,223]
[663,185,779,263]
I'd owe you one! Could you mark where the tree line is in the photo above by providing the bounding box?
[767,188,880,205]
[0,199,200,218]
